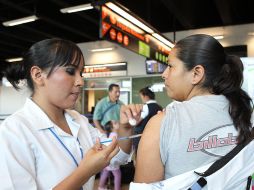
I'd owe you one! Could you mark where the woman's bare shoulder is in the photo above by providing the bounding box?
[135,111,165,182]
[144,111,165,133]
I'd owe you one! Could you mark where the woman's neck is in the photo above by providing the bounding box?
[31,95,72,135]
[186,87,212,101]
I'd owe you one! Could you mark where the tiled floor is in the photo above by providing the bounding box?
[93,178,129,190]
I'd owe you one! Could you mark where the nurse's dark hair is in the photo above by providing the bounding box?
[4,38,84,91]
[174,34,253,144]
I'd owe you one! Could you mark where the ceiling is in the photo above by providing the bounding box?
[0,0,254,75]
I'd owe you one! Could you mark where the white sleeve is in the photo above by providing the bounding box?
[87,122,107,144]
[110,149,131,167]
[141,104,149,119]
[0,121,37,190]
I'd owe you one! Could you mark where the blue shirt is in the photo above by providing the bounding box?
[93,96,123,126]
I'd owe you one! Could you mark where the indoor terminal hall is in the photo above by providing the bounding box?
[0,0,254,190]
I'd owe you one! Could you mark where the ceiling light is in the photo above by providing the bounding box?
[2,15,38,27]
[117,17,144,34]
[90,47,115,52]
[60,3,93,13]
[213,35,224,40]
[106,2,154,34]
[5,57,23,62]
[152,33,175,48]
[104,2,173,51]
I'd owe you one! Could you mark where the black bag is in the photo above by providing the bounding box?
[120,161,135,184]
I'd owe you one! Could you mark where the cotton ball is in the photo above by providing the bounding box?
[129,118,137,126]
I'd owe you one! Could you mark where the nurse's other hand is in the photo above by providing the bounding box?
[78,137,119,176]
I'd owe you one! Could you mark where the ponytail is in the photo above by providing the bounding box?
[212,55,253,144]
[3,61,27,90]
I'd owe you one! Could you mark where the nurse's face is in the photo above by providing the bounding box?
[42,61,84,109]
[162,48,193,101]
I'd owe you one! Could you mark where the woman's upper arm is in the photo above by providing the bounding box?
[134,112,165,183]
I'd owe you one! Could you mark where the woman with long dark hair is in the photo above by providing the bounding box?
[119,34,253,185]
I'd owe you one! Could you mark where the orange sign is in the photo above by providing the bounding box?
[100,5,171,63]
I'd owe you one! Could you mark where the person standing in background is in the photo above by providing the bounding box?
[133,86,162,153]
[93,84,124,134]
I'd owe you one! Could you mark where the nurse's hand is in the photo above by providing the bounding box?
[78,137,119,176]
[53,138,119,190]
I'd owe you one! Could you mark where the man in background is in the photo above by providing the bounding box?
[93,83,124,133]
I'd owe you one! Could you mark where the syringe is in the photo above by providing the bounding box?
[100,134,142,144]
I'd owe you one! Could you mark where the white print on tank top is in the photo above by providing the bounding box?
[187,124,237,157]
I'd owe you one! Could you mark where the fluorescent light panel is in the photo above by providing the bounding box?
[105,2,173,49]
[213,35,224,40]
[117,17,144,34]
[2,15,38,27]
[152,33,175,48]
[90,47,115,52]
[60,3,93,13]
[5,57,23,62]
[85,62,126,68]
[106,2,154,34]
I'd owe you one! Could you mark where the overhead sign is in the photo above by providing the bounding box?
[100,5,171,64]
[83,62,127,78]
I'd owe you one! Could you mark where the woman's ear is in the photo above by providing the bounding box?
[30,66,45,86]
[191,65,205,85]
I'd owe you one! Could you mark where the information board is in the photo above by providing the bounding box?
[83,62,127,78]
[100,5,171,64]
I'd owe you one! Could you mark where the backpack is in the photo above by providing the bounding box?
[130,140,254,190]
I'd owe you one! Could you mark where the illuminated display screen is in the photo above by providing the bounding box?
[146,59,167,74]
[100,5,171,64]
[83,62,127,78]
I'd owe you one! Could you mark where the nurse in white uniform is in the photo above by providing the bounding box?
[0,39,129,190]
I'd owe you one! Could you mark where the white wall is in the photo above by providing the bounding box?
[164,23,254,56]
[0,85,30,115]
[78,40,147,76]
[241,57,254,100]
